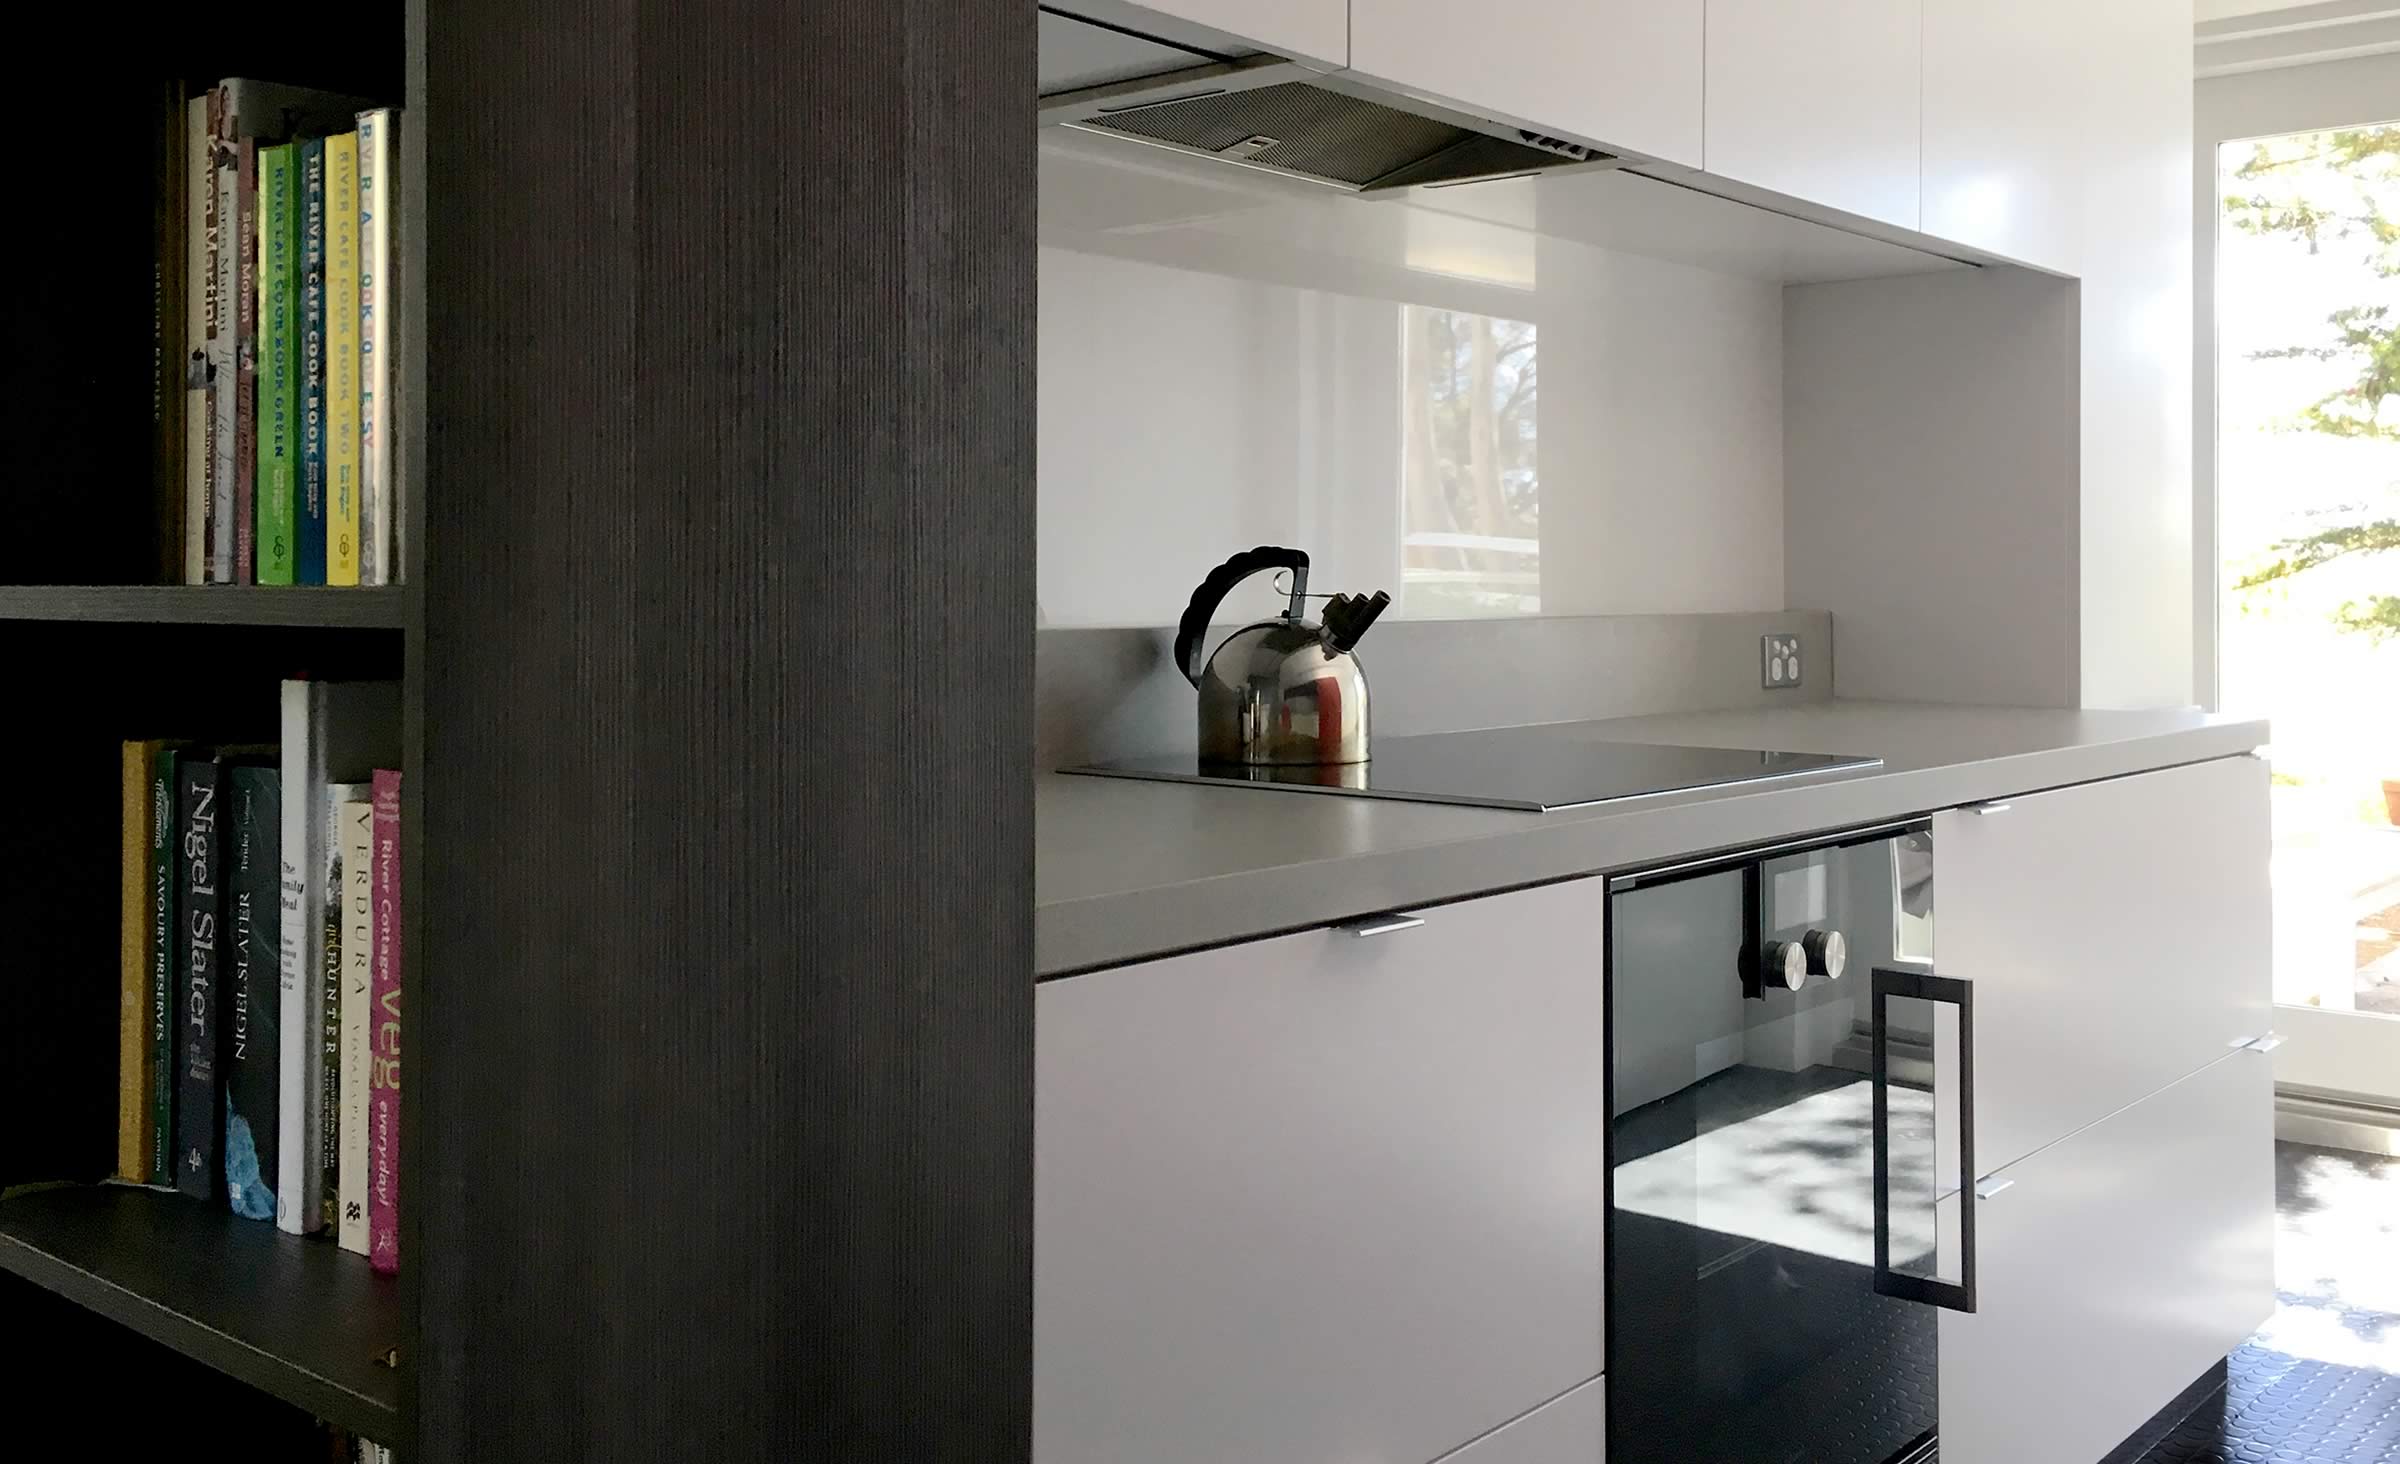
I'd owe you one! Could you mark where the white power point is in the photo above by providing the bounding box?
[1762,634,1803,690]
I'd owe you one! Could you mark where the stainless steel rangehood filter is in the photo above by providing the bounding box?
[1037,9,1623,194]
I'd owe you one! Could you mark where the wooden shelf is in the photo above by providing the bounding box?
[0,1185,401,1438]
[0,586,404,629]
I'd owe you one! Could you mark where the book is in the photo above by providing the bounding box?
[357,109,395,586]
[210,97,238,583]
[233,139,258,583]
[149,747,179,1183]
[225,764,281,1221]
[277,680,400,1234]
[325,131,362,586]
[175,755,224,1201]
[203,81,368,584]
[318,782,364,1230]
[258,143,300,584]
[368,770,401,1273]
[184,92,214,585]
[119,742,163,1181]
[298,138,328,586]
[338,796,373,1252]
[152,82,189,584]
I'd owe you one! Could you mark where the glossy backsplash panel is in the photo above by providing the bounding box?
[1036,130,1796,628]
[1035,609,1834,768]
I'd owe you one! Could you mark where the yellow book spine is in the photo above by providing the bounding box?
[118,742,155,1181]
[325,132,362,586]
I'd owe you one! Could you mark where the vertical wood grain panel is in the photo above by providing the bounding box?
[418,1,1034,1457]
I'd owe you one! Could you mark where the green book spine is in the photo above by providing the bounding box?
[298,137,327,585]
[256,145,299,585]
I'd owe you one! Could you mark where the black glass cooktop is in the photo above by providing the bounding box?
[1067,726,1880,812]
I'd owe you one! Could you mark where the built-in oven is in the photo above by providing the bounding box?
[1606,820,1971,1464]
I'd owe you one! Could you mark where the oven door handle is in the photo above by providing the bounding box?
[1871,965,1978,1314]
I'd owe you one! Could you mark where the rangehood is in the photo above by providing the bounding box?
[1037,8,1625,194]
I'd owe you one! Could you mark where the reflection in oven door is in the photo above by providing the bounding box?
[1608,828,1958,1464]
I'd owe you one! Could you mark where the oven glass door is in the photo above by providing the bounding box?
[1607,827,1968,1464]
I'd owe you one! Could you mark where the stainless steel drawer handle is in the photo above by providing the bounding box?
[1973,1177,2016,1200]
[1968,800,2012,815]
[2247,1032,2287,1053]
[1341,913,1425,938]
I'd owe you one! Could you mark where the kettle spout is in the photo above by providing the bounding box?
[1320,590,1391,656]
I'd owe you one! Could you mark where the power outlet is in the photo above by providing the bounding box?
[1762,634,1804,690]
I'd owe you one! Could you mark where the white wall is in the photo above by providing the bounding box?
[1037,136,1787,628]
[2193,50,2400,707]
[1785,268,2081,707]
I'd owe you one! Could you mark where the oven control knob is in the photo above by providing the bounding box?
[1760,940,1808,990]
[1803,929,1847,981]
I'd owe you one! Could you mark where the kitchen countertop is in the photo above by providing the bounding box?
[1035,699,2269,977]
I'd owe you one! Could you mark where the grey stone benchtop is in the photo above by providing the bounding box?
[1035,700,2269,977]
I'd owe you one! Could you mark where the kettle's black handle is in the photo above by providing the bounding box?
[1174,546,1310,686]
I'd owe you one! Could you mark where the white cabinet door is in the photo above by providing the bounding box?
[1051,0,1347,70]
[1446,1375,1604,1464]
[1035,880,1607,1464]
[1939,1049,2275,1464]
[1936,755,2271,1174]
[1348,0,1703,167]
[1704,0,1920,228]
[1921,0,2082,268]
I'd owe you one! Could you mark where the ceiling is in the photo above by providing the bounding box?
[2195,1,2400,77]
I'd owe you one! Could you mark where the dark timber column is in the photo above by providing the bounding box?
[417,1,1033,1458]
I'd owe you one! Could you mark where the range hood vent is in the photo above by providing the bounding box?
[1037,11,1621,195]
[1077,79,1606,192]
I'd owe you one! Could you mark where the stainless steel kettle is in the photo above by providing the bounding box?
[1174,546,1390,766]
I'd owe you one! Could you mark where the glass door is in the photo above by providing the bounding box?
[1607,826,1965,1464]
[2215,123,2400,1096]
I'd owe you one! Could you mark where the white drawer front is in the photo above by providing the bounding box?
[1443,1375,1604,1464]
[1937,755,2271,1172]
[1036,877,1607,1464]
[1939,1048,2274,1464]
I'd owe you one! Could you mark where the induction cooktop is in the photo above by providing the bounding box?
[1066,726,1881,813]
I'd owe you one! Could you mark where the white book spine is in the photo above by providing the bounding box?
[357,109,394,586]
[276,682,317,1233]
[184,97,211,586]
[338,798,374,1254]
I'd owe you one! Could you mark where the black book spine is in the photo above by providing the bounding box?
[148,747,178,1184]
[152,80,188,582]
[225,766,281,1220]
[319,833,343,1232]
[175,757,223,1201]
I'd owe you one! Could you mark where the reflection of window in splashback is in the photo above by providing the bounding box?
[1034,232,1784,628]
[1400,306,1539,617]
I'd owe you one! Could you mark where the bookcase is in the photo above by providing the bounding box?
[0,1,420,1450]
[0,1,1032,1459]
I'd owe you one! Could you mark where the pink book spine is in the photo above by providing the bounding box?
[367,769,403,1274]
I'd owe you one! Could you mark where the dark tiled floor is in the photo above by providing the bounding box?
[2125,1143,2400,1463]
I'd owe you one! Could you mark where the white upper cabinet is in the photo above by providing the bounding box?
[1347,0,1704,168]
[1060,0,1348,70]
[1704,0,1921,229]
[1921,0,2083,269]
